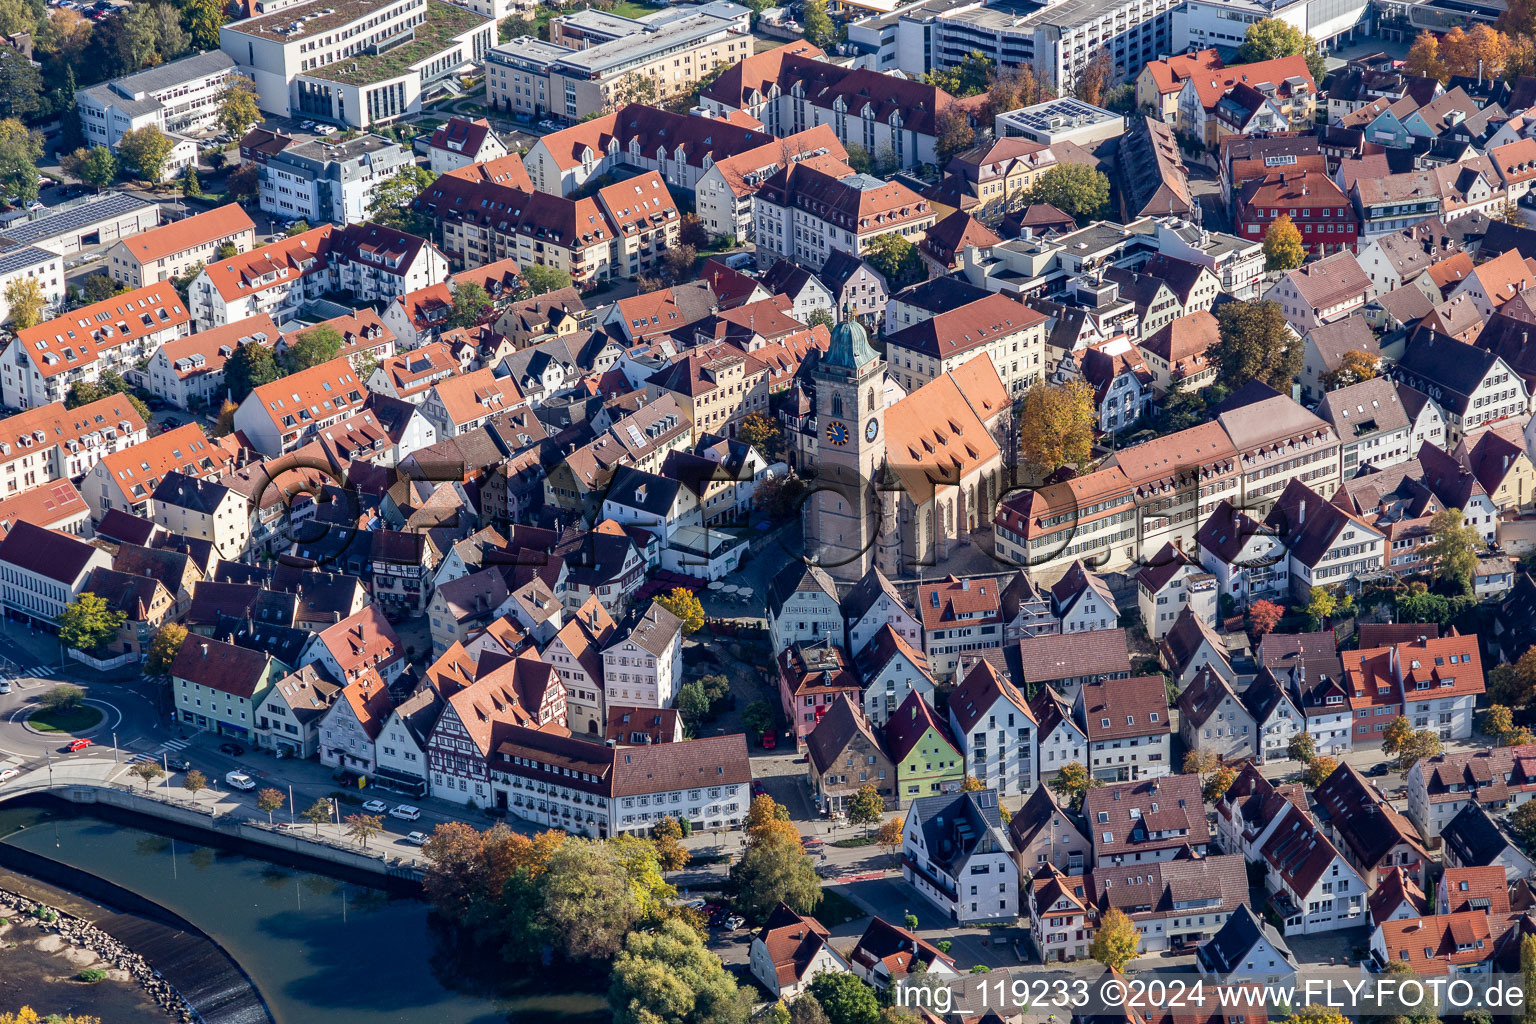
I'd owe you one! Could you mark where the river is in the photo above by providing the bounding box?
[0,803,611,1024]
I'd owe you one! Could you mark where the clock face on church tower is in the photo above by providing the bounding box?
[826,421,849,446]
[865,419,879,442]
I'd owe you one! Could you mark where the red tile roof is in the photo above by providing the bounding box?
[17,283,189,378]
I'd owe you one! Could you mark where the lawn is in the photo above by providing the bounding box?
[29,705,103,733]
[830,835,879,848]
[815,889,868,926]
[611,0,664,17]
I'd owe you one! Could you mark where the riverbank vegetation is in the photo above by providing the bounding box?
[418,796,829,1023]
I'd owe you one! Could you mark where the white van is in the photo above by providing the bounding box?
[389,804,421,821]
[225,770,257,791]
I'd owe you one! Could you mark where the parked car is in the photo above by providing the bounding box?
[362,799,388,813]
[67,738,92,752]
[225,770,256,790]
[403,831,428,845]
[0,680,11,694]
[219,742,244,756]
[726,915,745,930]
[316,125,337,136]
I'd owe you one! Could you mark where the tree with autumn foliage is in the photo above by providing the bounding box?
[746,794,800,846]
[1049,762,1100,809]
[1019,380,1095,474]
[1248,599,1284,637]
[1071,49,1113,106]
[1302,755,1339,788]
[1406,30,1449,81]
[877,816,903,858]
[1263,215,1306,271]
[1485,705,1517,744]
[1320,349,1381,391]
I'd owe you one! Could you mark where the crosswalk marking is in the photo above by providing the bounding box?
[128,737,192,765]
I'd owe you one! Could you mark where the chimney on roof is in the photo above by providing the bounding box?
[201,643,208,658]
[1298,500,1306,526]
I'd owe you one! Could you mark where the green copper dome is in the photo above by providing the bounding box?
[825,316,878,371]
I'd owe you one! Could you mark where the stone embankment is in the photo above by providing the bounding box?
[0,886,193,1023]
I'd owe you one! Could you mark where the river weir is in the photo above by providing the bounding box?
[0,800,608,1024]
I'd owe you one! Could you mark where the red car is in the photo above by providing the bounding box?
[67,738,92,752]
[761,731,776,750]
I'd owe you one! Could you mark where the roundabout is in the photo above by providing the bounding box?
[25,703,104,734]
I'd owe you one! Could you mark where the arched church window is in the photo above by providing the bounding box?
[832,393,843,418]
[867,387,875,411]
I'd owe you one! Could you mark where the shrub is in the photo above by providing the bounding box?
[76,968,107,983]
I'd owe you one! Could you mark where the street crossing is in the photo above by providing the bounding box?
[128,737,192,765]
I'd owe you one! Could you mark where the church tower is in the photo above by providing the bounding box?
[804,316,886,580]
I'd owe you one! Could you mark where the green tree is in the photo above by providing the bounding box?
[541,838,644,960]
[925,50,993,96]
[76,145,116,191]
[610,917,751,1024]
[1019,380,1095,473]
[808,974,881,1024]
[116,125,175,182]
[0,119,41,206]
[676,680,711,730]
[283,324,343,374]
[520,263,573,297]
[1237,18,1327,82]
[129,761,165,791]
[655,587,705,634]
[742,700,776,739]
[0,48,43,121]
[180,164,202,198]
[449,281,492,328]
[729,831,821,922]
[806,308,835,330]
[367,165,438,235]
[40,684,84,713]
[1263,214,1306,271]
[1027,162,1110,222]
[224,341,279,401]
[218,75,260,139]
[4,276,44,330]
[790,994,832,1024]
[145,622,187,677]
[1422,506,1480,595]
[862,233,924,289]
[301,798,332,835]
[1521,933,1536,1024]
[286,220,311,237]
[802,0,834,48]
[77,272,127,305]
[1090,907,1140,970]
[846,785,884,827]
[1511,801,1536,848]
[0,0,36,42]
[57,592,126,652]
[1211,299,1300,393]
[182,0,229,49]
[843,143,871,174]
[1287,732,1315,764]
[1048,762,1100,809]
[256,787,285,824]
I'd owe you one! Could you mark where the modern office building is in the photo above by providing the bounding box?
[484,1,752,122]
[220,0,495,129]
